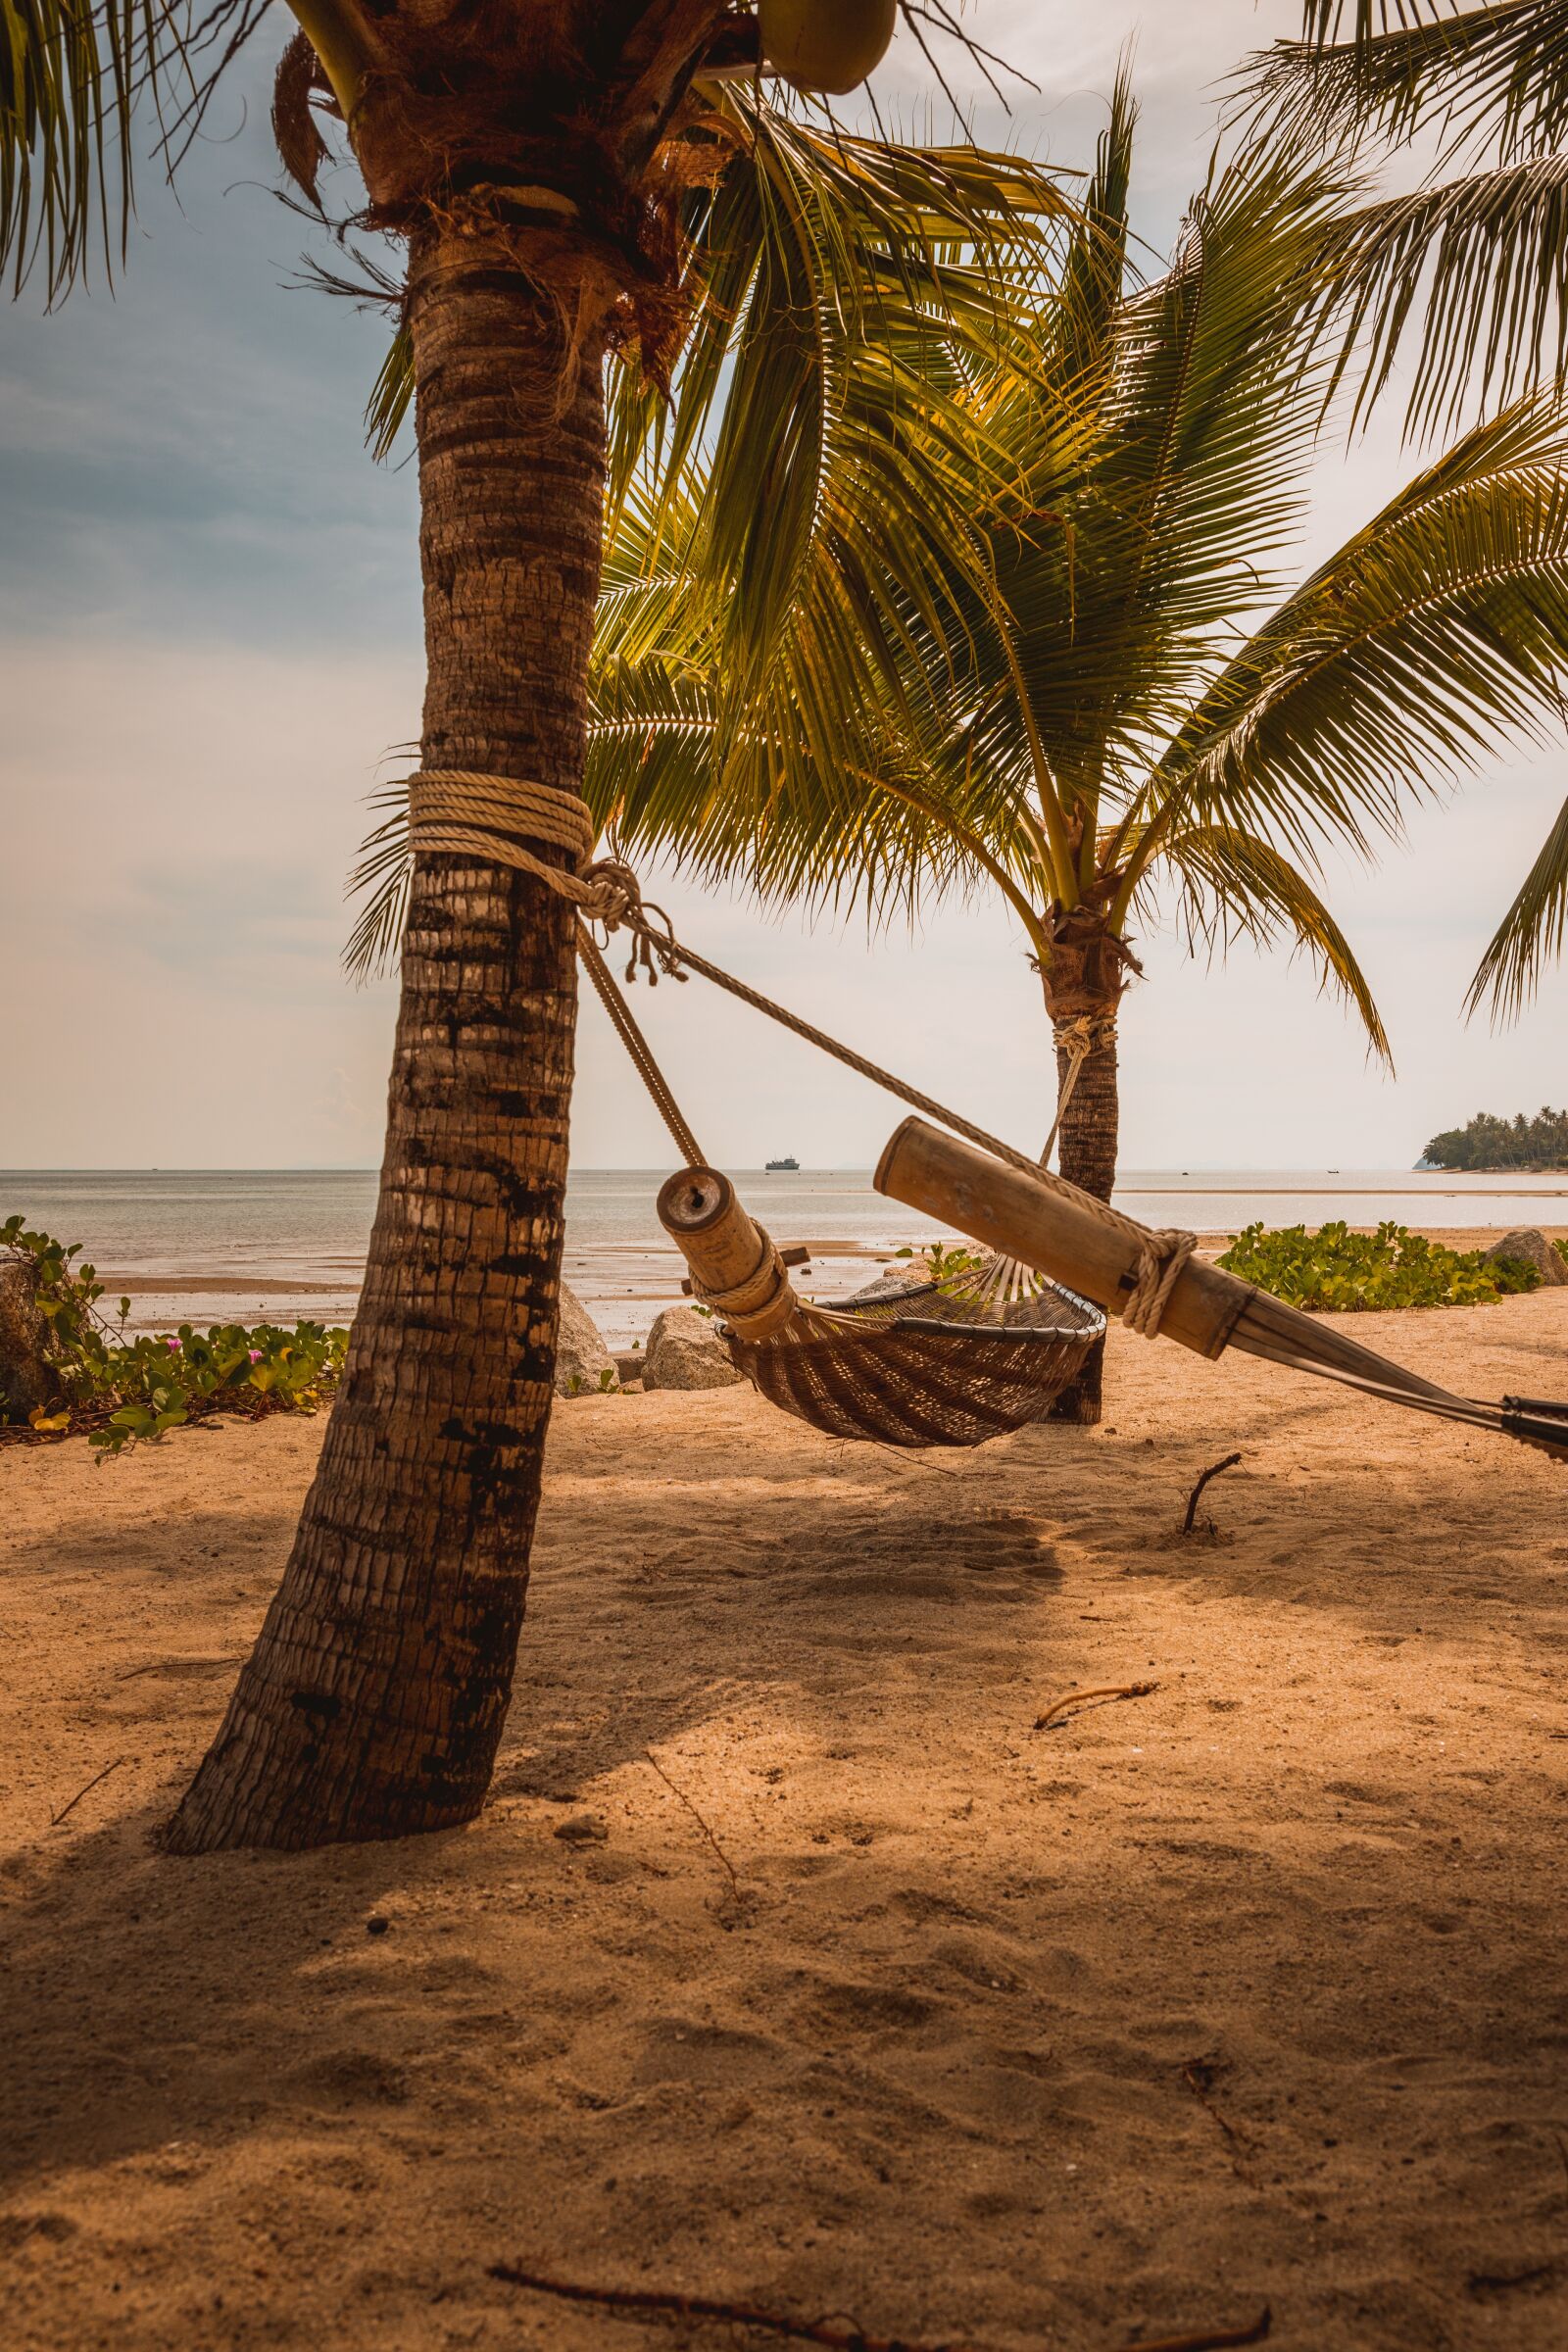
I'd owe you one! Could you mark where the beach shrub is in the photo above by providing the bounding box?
[1217,1219,1543,1312]
[0,1215,348,1454]
[892,1240,996,1286]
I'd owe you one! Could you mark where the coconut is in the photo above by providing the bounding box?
[758,0,898,95]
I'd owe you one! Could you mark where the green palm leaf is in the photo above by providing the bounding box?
[964,124,1355,834]
[1305,153,1568,439]
[1465,788,1568,1017]
[1249,6,1568,436]
[1146,393,1568,866]
[1268,4,1568,162]
[1154,820,1393,1060]
[0,0,270,297]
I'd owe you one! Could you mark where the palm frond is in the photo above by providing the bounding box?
[1310,152,1568,440]
[366,315,413,460]
[1,0,269,297]
[1154,820,1393,1062]
[1261,4,1568,165]
[968,133,1354,812]
[605,85,1079,715]
[1465,788,1568,1018]
[1148,393,1568,867]
[343,784,416,985]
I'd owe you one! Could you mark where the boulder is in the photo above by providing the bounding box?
[0,1255,55,1422]
[1484,1229,1568,1288]
[640,1304,743,1392]
[552,1283,617,1397]
[612,1348,645,1390]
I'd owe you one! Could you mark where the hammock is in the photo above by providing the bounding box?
[731,1268,1103,1447]
[397,769,1568,1465]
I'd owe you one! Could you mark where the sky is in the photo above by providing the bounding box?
[1,1,1563,1174]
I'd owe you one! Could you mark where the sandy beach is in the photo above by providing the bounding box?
[2,1290,1565,2350]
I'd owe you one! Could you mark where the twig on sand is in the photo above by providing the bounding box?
[1033,1683,1157,1733]
[49,1757,126,1827]
[1182,1452,1243,1537]
[644,1748,746,1908]
[116,1653,244,1682]
[1181,2057,1240,2143]
[486,2265,976,2349]
[1180,2057,1250,2177]
[1112,2312,1270,2352]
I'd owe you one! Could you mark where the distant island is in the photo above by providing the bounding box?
[1421,1106,1568,1171]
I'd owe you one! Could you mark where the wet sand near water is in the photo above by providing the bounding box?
[2,1291,1566,2349]
[98,1223,1568,1346]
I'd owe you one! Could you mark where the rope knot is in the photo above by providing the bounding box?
[579,857,686,987]
[403,768,686,984]
[1122,1228,1197,1339]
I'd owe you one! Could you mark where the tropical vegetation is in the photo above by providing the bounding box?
[1252,2,1568,1016]
[588,81,1568,1418]
[3,0,1075,1850]
[0,1219,347,1454]
[1423,1105,1568,1168]
[1217,1219,1544,1310]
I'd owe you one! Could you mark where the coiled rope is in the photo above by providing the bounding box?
[405,770,1195,1336]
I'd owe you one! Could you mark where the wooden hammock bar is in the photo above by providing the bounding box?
[874,1117,1568,1459]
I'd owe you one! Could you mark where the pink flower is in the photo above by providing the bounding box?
[165,1337,180,1352]
[249,1348,263,1363]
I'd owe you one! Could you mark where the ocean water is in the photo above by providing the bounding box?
[5,1164,1565,1347]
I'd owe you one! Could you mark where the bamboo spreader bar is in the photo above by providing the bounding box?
[657,1166,801,1343]
[870,1119,1568,1448]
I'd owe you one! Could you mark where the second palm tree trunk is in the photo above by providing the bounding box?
[165,225,604,1851]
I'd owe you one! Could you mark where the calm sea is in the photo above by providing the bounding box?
[5,1165,1565,1347]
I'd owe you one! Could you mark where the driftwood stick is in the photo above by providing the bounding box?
[1113,2312,1270,2352]
[1182,1453,1243,1536]
[49,1756,126,1827]
[644,1748,745,1905]
[486,2264,975,2350]
[116,1653,245,1682]
[1034,1683,1157,1732]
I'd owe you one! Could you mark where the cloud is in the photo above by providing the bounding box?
[1,4,1563,1180]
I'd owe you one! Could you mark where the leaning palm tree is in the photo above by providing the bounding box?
[589,87,1568,1420]
[4,4,1076,1848]
[1252,3,1568,1015]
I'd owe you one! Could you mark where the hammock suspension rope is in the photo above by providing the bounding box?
[399,772,1568,1461]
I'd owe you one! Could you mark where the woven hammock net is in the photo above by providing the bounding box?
[724,1268,1106,1448]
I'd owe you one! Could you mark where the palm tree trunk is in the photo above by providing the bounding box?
[1044,1016,1119,1423]
[1041,907,1127,1428]
[164,224,606,1853]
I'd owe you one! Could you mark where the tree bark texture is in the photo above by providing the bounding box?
[1045,1018,1119,1424]
[165,225,607,1852]
[1041,907,1127,1428]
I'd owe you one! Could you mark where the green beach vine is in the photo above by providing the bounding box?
[1,1216,347,1456]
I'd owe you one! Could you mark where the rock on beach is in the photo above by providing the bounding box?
[640,1303,742,1392]
[0,1254,55,1422]
[552,1283,617,1396]
[1484,1228,1568,1287]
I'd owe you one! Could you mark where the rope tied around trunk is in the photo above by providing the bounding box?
[403,769,1195,1340]
[408,769,682,987]
[1042,1009,1117,1165]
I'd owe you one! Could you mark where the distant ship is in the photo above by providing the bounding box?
[765,1155,800,1172]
